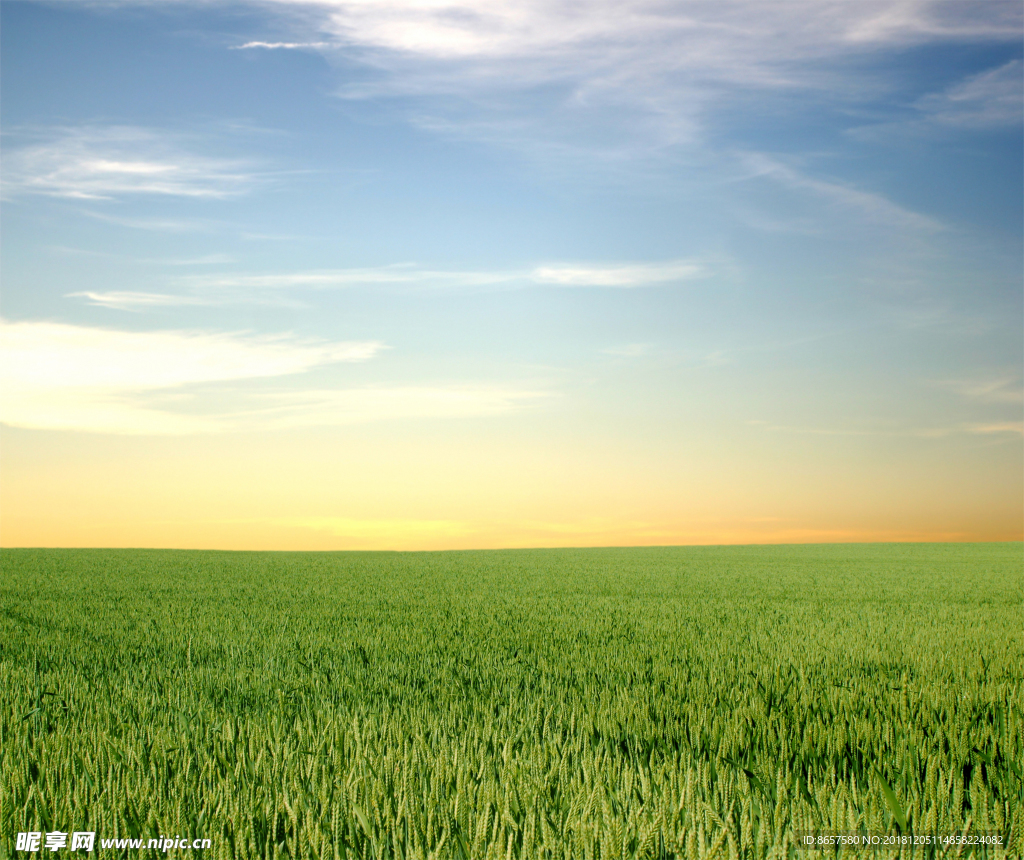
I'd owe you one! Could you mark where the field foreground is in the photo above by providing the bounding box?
[1,543,1022,859]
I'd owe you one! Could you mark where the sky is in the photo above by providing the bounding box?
[1,0,1021,550]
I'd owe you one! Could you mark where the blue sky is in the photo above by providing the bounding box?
[1,0,1021,548]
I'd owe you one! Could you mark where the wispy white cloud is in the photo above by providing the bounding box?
[736,153,944,232]
[67,259,707,309]
[3,127,258,200]
[280,0,1018,75]
[934,375,1023,405]
[11,3,1012,177]
[233,40,329,50]
[185,265,513,290]
[226,0,1019,160]
[190,260,705,290]
[916,59,1023,127]
[0,319,384,433]
[67,267,512,310]
[531,260,703,286]
[0,319,544,434]
[67,291,228,311]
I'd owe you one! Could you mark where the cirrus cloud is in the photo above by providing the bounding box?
[213,0,1022,175]
[916,59,1023,127]
[66,259,709,309]
[2,126,259,200]
[0,319,384,434]
[0,319,544,435]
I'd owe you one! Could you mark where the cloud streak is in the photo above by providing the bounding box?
[0,319,383,433]
[736,153,944,233]
[935,375,1024,405]
[234,0,1020,159]
[532,260,703,287]
[67,259,707,309]
[233,41,329,50]
[0,319,544,434]
[186,265,513,290]
[285,0,1019,75]
[916,60,1023,128]
[67,291,229,311]
[2,127,258,200]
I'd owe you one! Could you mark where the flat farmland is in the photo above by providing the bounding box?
[1,544,1021,858]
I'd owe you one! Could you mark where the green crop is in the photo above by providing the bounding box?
[1,543,1021,858]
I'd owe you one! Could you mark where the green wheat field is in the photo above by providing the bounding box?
[2,543,1022,859]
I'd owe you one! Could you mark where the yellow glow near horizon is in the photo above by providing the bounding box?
[2,422,1020,550]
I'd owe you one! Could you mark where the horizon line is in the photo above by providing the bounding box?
[1,538,1020,554]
